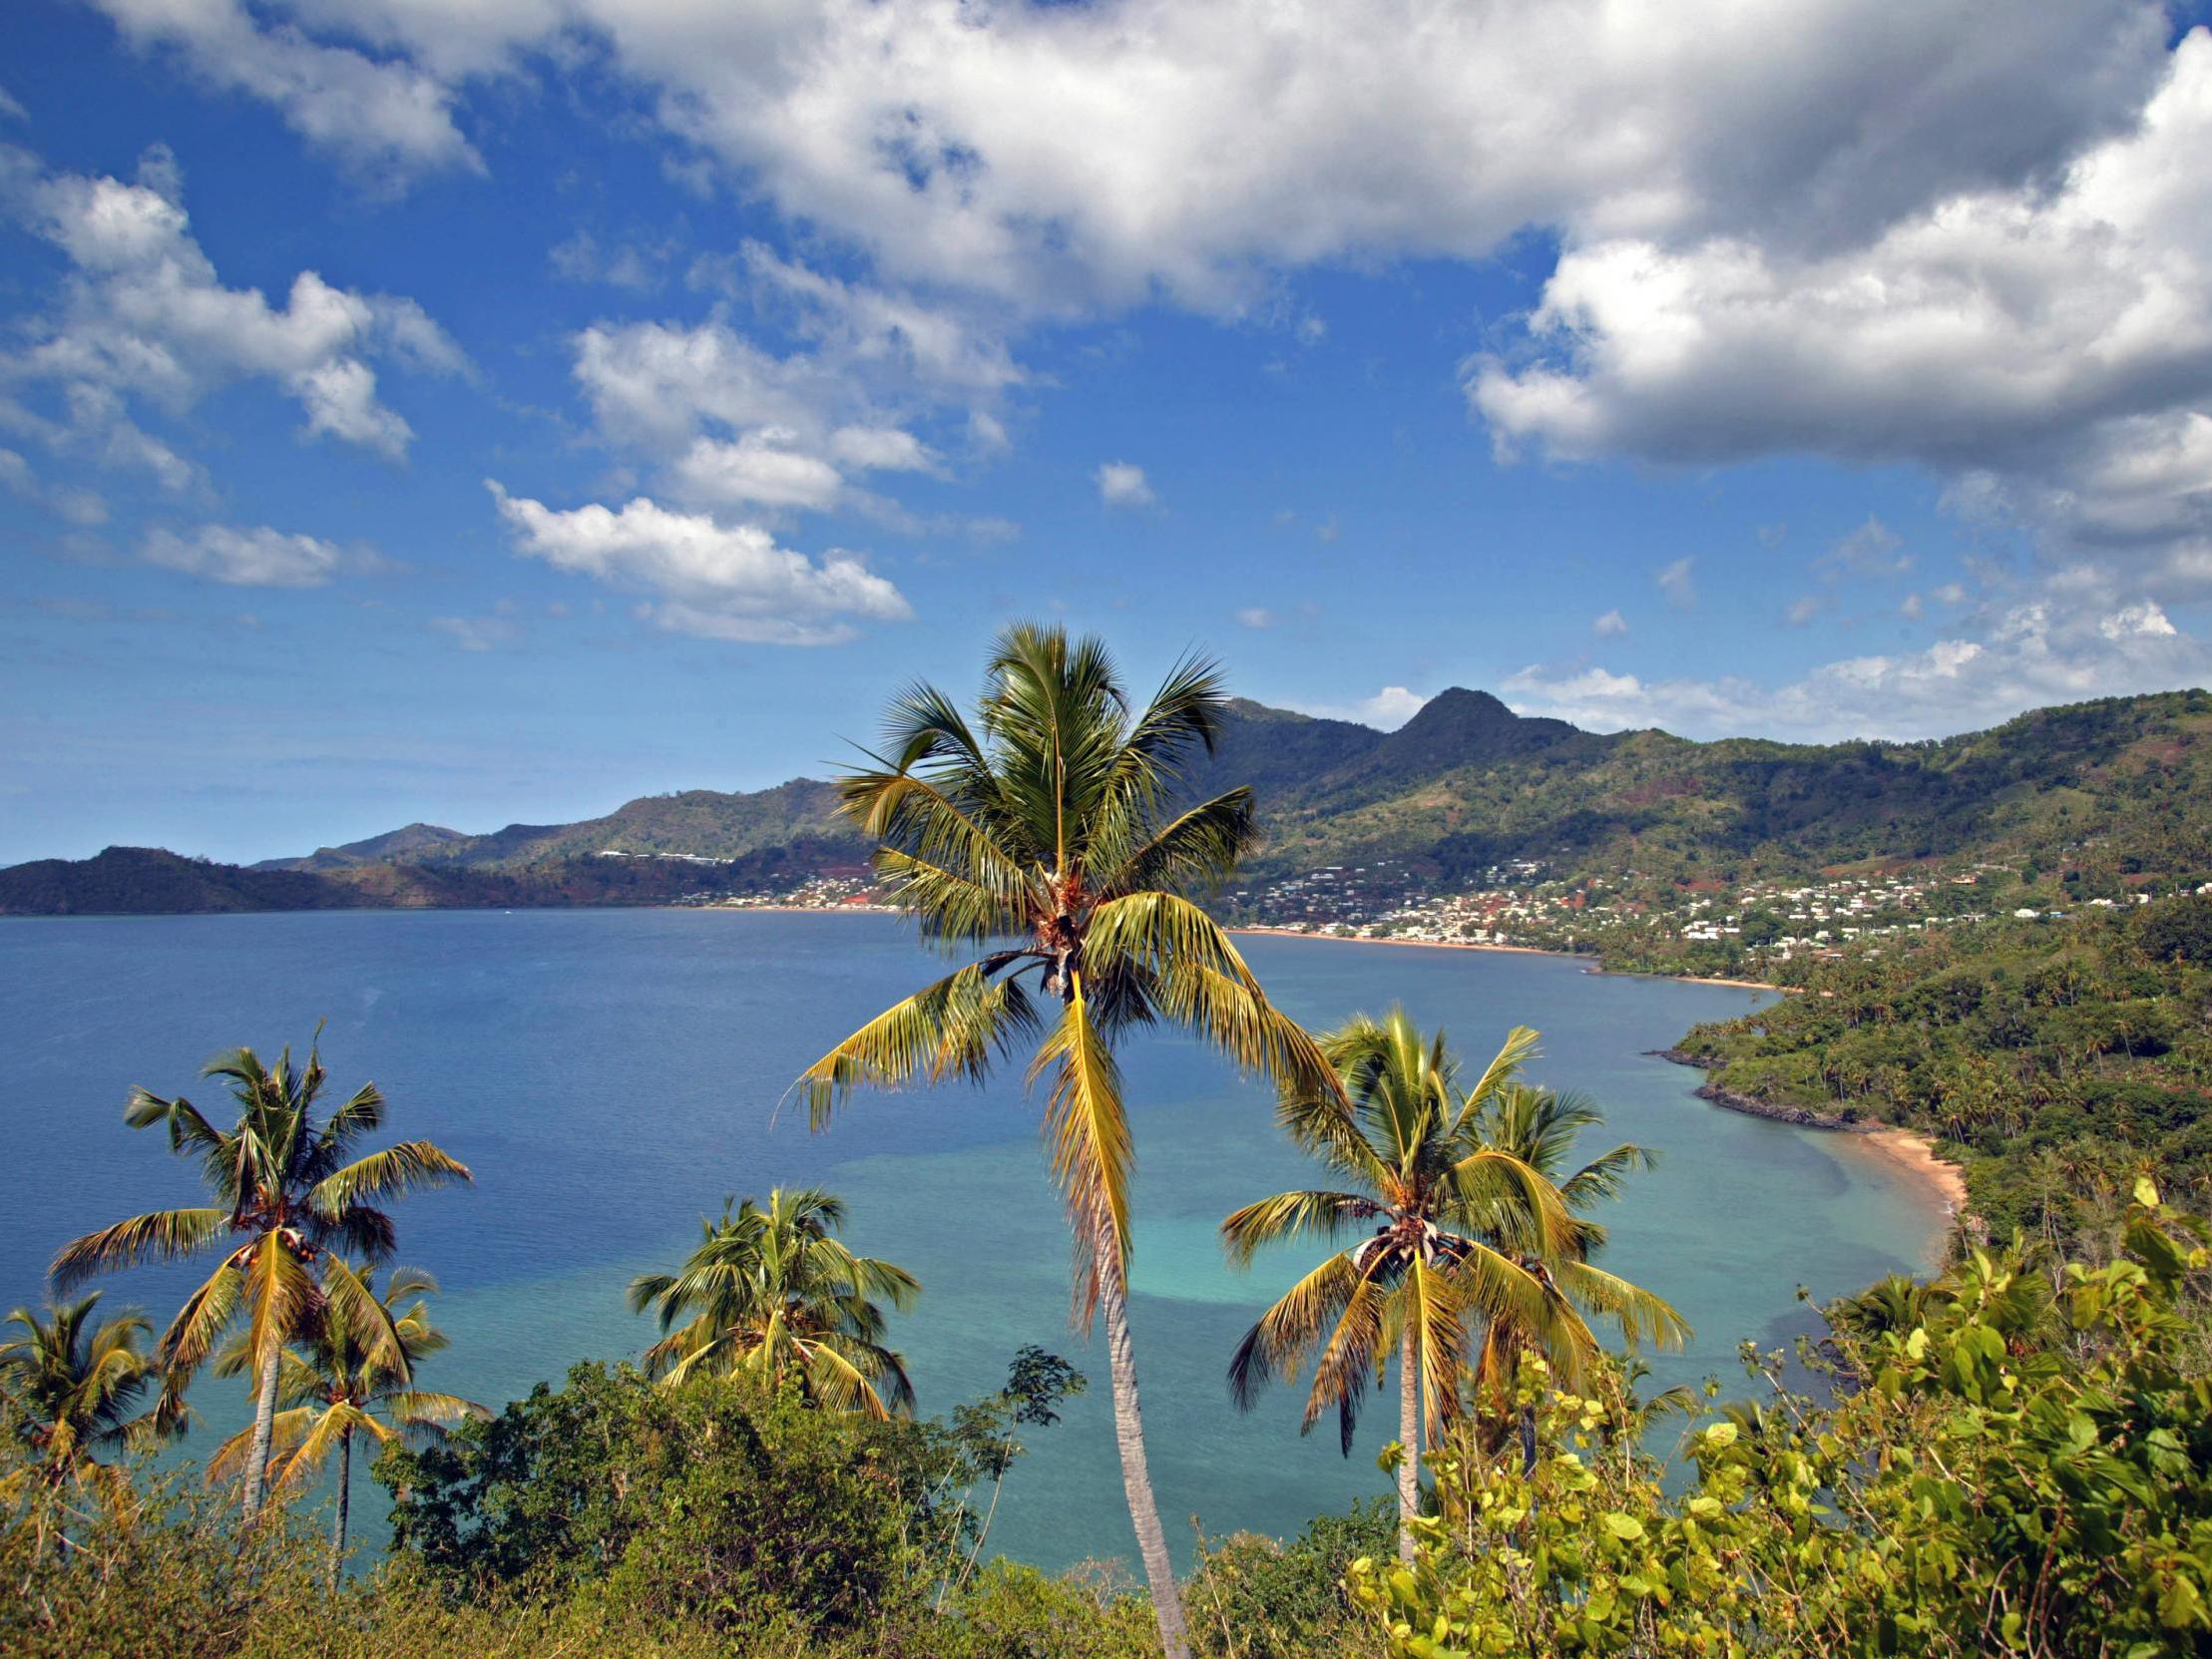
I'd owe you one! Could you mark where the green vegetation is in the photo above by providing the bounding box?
[627,1186,920,1415]
[0,1293,176,1517]
[1223,1014,1681,1559]
[1674,897,2212,1249]
[1354,1184,2212,1657]
[204,1263,482,1579]
[798,623,1335,1659]
[51,1039,471,1518]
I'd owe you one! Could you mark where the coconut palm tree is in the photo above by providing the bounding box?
[0,1292,182,1528]
[797,623,1334,1659]
[206,1262,484,1580]
[629,1188,920,1418]
[1222,1012,1575,1558]
[51,1038,471,1520]
[1458,1080,1689,1474]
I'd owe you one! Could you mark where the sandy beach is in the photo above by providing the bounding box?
[1853,1124,1971,1216]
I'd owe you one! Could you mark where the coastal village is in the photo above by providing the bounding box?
[686,855,2199,977]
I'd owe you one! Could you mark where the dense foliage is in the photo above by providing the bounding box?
[1674,898,2212,1248]
[1352,1185,2212,1657]
[1,1361,1383,1659]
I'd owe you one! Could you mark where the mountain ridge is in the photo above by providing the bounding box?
[8,685,2211,915]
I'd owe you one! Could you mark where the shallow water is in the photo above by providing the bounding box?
[0,910,1938,1570]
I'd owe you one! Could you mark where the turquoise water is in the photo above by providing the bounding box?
[0,910,1938,1570]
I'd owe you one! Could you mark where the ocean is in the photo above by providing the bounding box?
[0,908,1938,1570]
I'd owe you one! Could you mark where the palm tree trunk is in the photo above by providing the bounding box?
[1099,1243,1190,1659]
[329,1427,351,1587]
[1397,1326,1421,1562]
[239,1342,281,1522]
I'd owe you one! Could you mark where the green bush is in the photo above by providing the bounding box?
[1351,1186,2212,1657]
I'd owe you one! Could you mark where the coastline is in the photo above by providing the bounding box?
[1226,924,1788,994]
[1656,1051,1970,1235]
[1851,1125,1971,1216]
[1226,924,1574,961]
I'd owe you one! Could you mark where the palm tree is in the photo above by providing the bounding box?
[797,623,1334,1659]
[1458,1080,1689,1474]
[51,1038,471,1520]
[206,1262,484,1580]
[0,1292,182,1531]
[629,1187,921,1418]
[1222,1012,1570,1558]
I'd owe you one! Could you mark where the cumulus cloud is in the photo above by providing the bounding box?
[1236,607,1274,629]
[487,481,911,645]
[569,260,994,521]
[1504,597,2208,742]
[1471,29,2212,603]
[0,147,463,478]
[1096,461,1154,509]
[152,1,2166,310]
[1592,608,1627,637]
[143,524,348,587]
[88,0,479,187]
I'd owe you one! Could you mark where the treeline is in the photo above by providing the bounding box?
[1674,897,2212,1248]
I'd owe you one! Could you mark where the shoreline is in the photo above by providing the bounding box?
[1227,924,1788,994]
[1850,1124,1971,1217]
[1656,1051,1970,1236]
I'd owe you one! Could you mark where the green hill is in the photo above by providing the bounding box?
[7,686,2210,916]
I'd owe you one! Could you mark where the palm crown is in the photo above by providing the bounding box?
[629,1187,920,1419]
[799,622,1332,1309]
[1223,1012,1582,1452]
[0,1292,179,1495]
[51,1039,471,1517]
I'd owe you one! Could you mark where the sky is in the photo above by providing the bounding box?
[5,1,2212,866]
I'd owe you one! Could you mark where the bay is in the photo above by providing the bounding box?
[0,909,1938,1571]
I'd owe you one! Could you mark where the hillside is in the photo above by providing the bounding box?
[7,686,2211,916]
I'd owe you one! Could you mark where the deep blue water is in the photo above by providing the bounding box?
[0,910,1937,1570]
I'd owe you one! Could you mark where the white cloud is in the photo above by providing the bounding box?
[1236,607,1274,629]
[1294,684,1427,729]
[487,481,911,645]
[1471,30,2212,603]
[1504,596,2210,741]
[88,0,479,187]
[1592,608,1627,637]
[1654,556,1696,609]
[0,148,462,475]
[570,286,987,523]
[1785,595,1825,626]
[1096,461,1154,509]
[143,524,347,587]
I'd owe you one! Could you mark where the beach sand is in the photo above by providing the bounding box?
[1852,1124,1971,1217]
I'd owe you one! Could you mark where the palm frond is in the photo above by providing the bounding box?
[1033,974,1131,1320]
[310,1141,472,1216]
[798,965,1041,1124]
[1219,1190,1381,1266]
[51,1208,230,1292]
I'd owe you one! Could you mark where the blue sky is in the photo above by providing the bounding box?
[5,1,2211,865]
